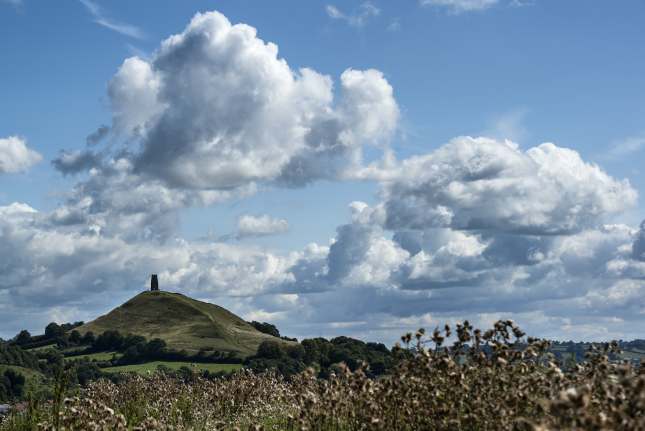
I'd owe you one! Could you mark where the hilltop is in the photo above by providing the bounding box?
[76,291,285,358]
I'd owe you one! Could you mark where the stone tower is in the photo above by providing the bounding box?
[151,274,159,291]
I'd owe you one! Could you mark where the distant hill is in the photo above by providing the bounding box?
[76,291,286,358]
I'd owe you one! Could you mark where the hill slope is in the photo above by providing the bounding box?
[76,291,284,357]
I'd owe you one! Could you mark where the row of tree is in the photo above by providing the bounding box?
[245,336,406,378]
[12,322,85,350]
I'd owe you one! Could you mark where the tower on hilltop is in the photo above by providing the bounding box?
[151,274,159,291]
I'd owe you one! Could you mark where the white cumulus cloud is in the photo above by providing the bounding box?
[0,136,42,174]
[379,137,637,234]
[237,214,289,239]
[106,11,398,190]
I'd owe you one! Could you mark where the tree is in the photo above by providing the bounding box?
[93,330,124,351]
[43,350,64,367]
[69,330,82,345]
[121,343,146,364]
[256,340,283,359]
[123,334,146,350]
[45,322,64,339]
[1,369,25,399]
[81,331,96,345]
[14,330,31,346]
[74,363,102,386]
[286,344,305,361]
[249,321,281,338]
[145,338,167,358]
[0,381,8,402]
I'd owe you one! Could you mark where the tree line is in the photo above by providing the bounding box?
[245,335,408,378]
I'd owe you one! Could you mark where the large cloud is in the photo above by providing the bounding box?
[379,137,637,235]
[0,136,42,174]
[107,11,398,190]
[46,10,399,244]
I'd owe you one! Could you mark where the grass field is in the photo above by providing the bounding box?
[63,351,120,362]
[101,361,242,374]
[60,346,87,355]
[24,344,57,352]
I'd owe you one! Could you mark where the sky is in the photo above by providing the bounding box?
[1,0,645,344]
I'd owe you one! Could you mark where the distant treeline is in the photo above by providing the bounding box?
[245,336,409,378]
[0,343,39,370]
[550,339,645,363]
[11,321,85,350]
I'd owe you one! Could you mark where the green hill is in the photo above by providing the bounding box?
[76,291,285,358]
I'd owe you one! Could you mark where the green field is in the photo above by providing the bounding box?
[61,346,87,355]
[76,290,291,357]
[24,344,57,352]
[64,351,120,362]
[101,361,242,374]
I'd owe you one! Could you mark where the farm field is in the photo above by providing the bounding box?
[101,361,242,374]
[63,351,120,362]
[24,344,56,352]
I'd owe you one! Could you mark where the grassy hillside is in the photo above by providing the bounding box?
[76,291,285,357]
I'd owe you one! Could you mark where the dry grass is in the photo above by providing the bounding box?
[2,320,643,430]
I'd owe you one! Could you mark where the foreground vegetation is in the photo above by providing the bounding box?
[1,320,643,430]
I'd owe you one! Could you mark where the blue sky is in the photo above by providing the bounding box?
[1,0,644,343]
